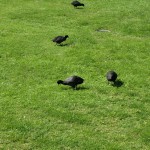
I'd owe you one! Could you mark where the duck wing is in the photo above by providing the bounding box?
[52,36,63,42]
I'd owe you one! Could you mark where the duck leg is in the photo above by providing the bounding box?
[74,85,77,90]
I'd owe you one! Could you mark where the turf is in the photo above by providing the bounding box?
[0,0,150,149]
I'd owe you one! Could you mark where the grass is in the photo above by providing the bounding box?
[0,0,150,149]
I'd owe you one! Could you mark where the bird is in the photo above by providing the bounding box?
[106,71,118,84]
[71,1,84,8]
[57,75,84,89]
[52,35,69,45]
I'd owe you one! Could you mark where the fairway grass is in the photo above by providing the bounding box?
[0,0,150,149]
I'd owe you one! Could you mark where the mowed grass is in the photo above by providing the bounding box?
[0,0,150,149]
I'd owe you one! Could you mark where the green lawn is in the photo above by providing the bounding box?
[0,0,150,149]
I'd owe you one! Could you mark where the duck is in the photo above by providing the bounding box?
[71,1,84,8]
[52,35,69,45]
[57,75,84,89]
[106,71,118,84]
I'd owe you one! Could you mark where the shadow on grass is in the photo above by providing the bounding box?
[113,80,124,88]
[56,43,73,47]
[60,86,89,91]
[76,86,89,90]
[74,7,84,9]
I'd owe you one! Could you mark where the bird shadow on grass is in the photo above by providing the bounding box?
[61,86,89,91]
[57,43,73,47]
[76,86,89,90]
[113,80,124,88]
[75,7,84,9]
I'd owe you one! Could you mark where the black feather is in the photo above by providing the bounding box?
[71,1,84,7]
[57,76,84,89]
[106,71,118,83]
[52,35,69,44]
